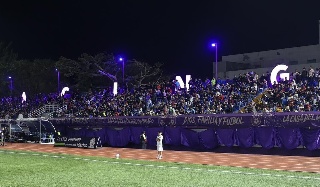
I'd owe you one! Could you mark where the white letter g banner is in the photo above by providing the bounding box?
[270,65,289,85]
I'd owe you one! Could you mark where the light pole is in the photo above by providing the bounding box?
[8,76,13,94]
[119,57,124,83]
[211,43,218,80]
[56,69,60,95]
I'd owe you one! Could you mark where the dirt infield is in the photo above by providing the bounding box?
[1,143,320,173]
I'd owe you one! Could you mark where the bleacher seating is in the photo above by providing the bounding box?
[0,66,319,119]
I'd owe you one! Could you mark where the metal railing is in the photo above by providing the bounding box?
[28,105,67,119]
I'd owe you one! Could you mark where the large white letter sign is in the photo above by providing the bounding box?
[113,82,118,96]
[175,75,191,91]
[60,87,70,97]
[270,65,289,85]
[22,92,27,103]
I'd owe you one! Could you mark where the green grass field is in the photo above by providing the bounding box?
[0,150,319,187]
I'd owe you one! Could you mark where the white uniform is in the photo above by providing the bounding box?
[157,135,163,151]
[0,131,3,146]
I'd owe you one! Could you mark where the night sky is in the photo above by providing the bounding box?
[1,1,320,78]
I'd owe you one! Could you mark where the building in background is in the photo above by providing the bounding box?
[217,20,320,78]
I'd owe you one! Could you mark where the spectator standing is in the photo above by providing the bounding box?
[211,77,216,89]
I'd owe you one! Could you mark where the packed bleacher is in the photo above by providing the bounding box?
[0,93,63,119]
[1,66,320,119]
[255,67,320,113]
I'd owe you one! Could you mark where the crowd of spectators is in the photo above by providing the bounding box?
[254,66,320,113]
[0,93,63,119]
[1,66,320,119]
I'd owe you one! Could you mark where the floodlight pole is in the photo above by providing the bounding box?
[58,71,60,94]
[119,58,124,83]
[10,79,13,94]
[210,43,218,80]
[56,69,60,95]
[215,44,218,80]
[123,60,124,83]
[8,77,13,95]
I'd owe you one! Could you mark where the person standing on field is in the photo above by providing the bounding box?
[140,131,147,149]
[156,131,163,159]
[0,128,4,146]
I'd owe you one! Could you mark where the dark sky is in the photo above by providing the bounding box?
[1,1,320,78]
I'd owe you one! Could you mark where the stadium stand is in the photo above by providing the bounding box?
[0,67,319,119]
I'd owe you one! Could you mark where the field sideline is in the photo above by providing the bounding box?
[0,149,319,187]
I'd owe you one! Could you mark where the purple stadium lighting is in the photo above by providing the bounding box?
[211,43,218,80]
[8,76,13,94]
[56,69,60,94]
[119,57,124,83]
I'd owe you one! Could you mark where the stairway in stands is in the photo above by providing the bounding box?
[238,89,268,113]
[28,106,46,118]
[28,104,67,119]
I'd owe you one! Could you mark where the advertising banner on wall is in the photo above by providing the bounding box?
[50,112,320,128]
[54,137,102,149]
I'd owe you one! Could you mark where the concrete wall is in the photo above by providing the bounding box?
[218,44,320,78]
[223,62,320,79]
[216,20,320,79]
[221,44,320,69]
